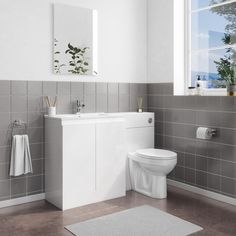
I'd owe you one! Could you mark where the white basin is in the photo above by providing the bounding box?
[45,113,122,120]
[45,112,152,121]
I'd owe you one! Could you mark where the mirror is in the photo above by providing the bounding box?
[54,4,98,75]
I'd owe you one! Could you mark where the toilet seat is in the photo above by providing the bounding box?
[128,148,177,199]
[135,149,177,161]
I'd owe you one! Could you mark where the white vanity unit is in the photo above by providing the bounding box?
[45,113,126,210]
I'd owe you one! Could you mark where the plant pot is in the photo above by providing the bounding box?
[227,84,236,96]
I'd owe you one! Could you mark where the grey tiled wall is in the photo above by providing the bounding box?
[148,83,236,198]
[1,80,235,202]
[0,80,147,202]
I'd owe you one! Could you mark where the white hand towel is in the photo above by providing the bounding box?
[10,135,33,176]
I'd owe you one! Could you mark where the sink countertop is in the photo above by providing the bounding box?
[44,112,152,121]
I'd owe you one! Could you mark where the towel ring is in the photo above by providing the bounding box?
[11,120,28,136]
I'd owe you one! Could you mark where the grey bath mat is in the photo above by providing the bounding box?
[65,205,202,236]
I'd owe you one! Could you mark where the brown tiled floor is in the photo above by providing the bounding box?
[0,186,236,236]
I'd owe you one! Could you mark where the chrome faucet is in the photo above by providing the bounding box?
[76,100,85,114]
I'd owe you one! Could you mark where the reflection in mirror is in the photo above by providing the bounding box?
[54,4,98,75]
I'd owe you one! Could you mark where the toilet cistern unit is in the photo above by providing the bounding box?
[123,112,177,199]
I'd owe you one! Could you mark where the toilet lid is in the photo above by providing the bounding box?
[136,149,177,160]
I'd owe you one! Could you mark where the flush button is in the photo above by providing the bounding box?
[148,118,153,124]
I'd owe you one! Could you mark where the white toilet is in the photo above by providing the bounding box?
[128,148,177,199]
[121,112,177,199]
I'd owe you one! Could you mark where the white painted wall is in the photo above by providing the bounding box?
[147,0,174,83]
[0,0,147,83]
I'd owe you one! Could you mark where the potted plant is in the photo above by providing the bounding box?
[214,50,236,96]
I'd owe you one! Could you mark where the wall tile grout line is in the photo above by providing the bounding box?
[161,121,236,131]
[26,81,29,196]
[9,81,13,199]
[148,106,236,114]
[161,134,236,148]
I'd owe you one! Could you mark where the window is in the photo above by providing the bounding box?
[187,0,236,94]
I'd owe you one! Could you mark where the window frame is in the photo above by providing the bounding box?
[184,0,236,96]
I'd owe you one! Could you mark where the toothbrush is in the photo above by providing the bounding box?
[53,96,58,107]
[44,96,50,107]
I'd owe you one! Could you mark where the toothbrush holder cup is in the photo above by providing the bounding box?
[48,107,56,117]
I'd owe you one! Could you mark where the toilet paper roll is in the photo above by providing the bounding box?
[196,127,212,140]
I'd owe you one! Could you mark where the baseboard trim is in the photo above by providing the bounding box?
[1,181,236,209]
[0,193,45,209]
[167,179,236,206]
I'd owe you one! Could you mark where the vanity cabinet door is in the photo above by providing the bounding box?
[96,120,126,200]
[63,123,96,209]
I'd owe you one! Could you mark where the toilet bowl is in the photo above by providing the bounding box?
[128,148,177,199]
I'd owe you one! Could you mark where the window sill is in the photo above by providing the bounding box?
[186,88,227,96]
[199,88,227,96]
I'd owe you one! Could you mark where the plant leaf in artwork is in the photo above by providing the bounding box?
[68,70,77,74]
[54,60,59,63]
[54,51,60,54]
[82,68,88,74]
[66,43,91,75]
[68,43,74,50]
[58,64,66,70]
[74,48,81,53]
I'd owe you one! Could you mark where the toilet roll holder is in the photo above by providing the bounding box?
[196,127,217,140]
[210,128,217,136]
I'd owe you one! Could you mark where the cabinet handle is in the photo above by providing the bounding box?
[148,118,153,124]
